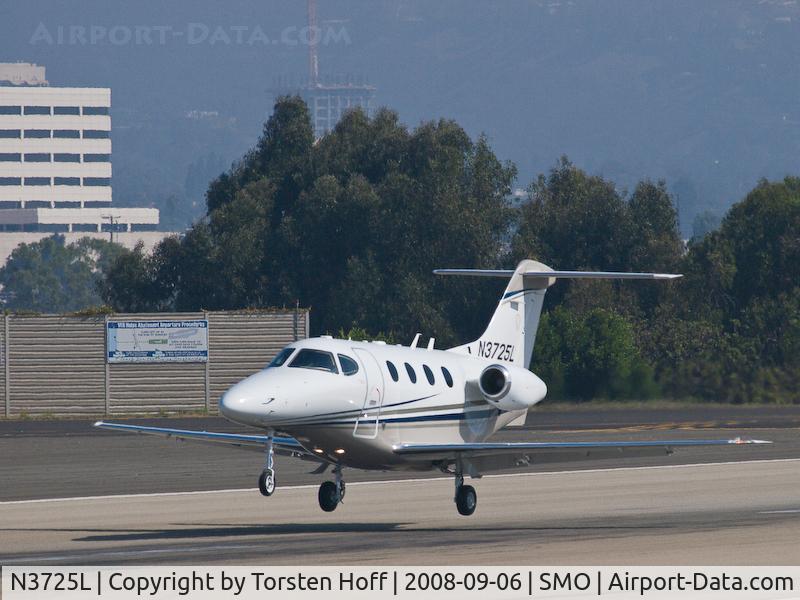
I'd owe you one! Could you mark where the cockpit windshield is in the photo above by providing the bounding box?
[266,347,295,368]
[289,349,339,374]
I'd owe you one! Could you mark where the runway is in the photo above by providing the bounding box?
[1,407,799,565]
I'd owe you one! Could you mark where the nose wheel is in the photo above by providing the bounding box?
[258,433,276,497]
[258,469,276,496]
[454,473,477,516]
[318,466,346,512]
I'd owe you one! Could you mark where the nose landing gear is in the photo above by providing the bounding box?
[318,466,345,512]
[258,433,276,497]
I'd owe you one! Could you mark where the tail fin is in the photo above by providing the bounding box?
[436,260,681,368]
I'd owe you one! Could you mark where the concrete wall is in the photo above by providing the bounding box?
[0,309,309,417]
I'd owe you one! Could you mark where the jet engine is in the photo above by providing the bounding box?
[478,363,547,411]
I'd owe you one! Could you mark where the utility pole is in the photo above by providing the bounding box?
[105,214,120,244]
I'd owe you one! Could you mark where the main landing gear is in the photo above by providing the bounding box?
[318,466,346,512]
[258,434,276,497]
[454,472,477,516]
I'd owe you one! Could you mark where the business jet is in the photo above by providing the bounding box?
[96,260,768,516]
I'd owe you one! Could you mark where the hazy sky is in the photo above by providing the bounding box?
[2,1,799,232]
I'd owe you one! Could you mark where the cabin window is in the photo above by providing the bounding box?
[338,354,359,376]
[423,365,435,385]
[266,347,294,368]
[405,363,417,383]
[386,361,399,382]
[442,367,454,388]
[289,349,338,374]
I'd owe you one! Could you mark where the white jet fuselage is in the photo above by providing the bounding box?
[219,337,547,470]
[98,261,765,517]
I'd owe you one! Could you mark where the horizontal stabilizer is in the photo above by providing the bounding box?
[434,269,682,280]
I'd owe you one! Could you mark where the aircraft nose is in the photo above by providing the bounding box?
[219,380,264,425]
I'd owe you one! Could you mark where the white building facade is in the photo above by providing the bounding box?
[0,64,164,263]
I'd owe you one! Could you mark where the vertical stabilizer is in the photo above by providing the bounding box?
[447,260,554,368]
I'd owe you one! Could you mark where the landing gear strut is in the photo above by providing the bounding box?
[258,433,276,497]
[318,466,345,512]
[454,472,477,516]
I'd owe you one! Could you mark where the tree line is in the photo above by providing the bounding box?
[3,97,798,403]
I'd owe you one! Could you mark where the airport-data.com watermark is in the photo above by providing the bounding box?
[29,22,351,47]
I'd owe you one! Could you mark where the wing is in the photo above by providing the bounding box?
[94,421,321,461]
[393,438,771,474]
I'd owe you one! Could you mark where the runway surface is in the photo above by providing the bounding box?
[1,406,799,565]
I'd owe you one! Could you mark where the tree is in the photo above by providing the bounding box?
[102,98,515,347]
[531,307,658,401]
[512,157,629,271]
[98,97,800,404]
[1,235,123,313]
[512,160,682,314]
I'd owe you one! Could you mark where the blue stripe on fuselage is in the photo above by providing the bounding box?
[305,408,500,427]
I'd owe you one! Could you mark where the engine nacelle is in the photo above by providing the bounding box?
[478,363,548,411]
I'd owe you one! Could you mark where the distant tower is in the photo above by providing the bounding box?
[273,0,376,140]
[307,0,319,86]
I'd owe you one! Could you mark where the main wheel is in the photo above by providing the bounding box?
[318,480,340,512]
[258,469,276,497]
[455,484,477,516]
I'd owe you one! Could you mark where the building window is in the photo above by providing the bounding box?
[130,223,157,232]
[83,200,111,208]
[24,153,51,162]
[24,177,51,186]
[404,363,417,383]
[0,153,20,162]
[0,106,21,115]
[83,177,110,186]
[54,153,80,162]
[24,106,50,115]
[441,367,454,388]
[36,224,70,233]
[82,106,109,116]
[83,153,111,162]
[0,130,21,138]
[53,130,80,139]
[54,177,80,186]
[423,364,435,385]
[53,106,80,115]
[0,201,21,209]
[83,130,109,139]
[0,177,21,186]
[72,224,100,232]
[25,200,52,208]
[101,223,128,233]
[24,129,50,138]
[53,201,81,208]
